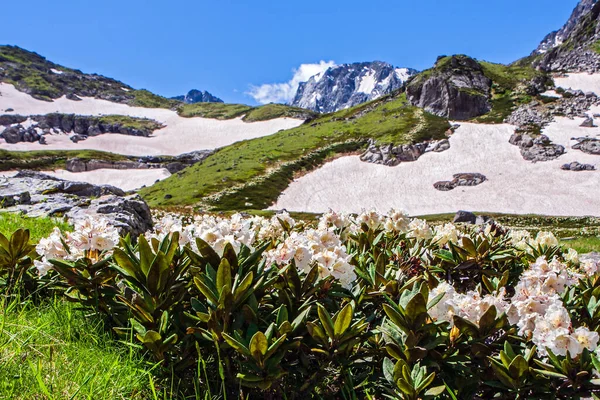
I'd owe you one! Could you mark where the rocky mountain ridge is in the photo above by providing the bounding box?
[171,89,223,104]
[534,0,598,55]
[290,61,416,113]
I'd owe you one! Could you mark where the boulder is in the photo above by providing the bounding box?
[561,161,596,171]
[0,171,151,237]
[572,137,600,155]
[406,55,492,120]
[510,133,565,162]
[434,173,487,191]
[580,117,596,127]
[453,210,477,224]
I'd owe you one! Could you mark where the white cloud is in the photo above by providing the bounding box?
[247,60,336,104]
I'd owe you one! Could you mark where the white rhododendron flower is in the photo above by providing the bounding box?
[407,219,433,241]
[433,223,460,247]
[531,231,559,248]
[384,209,411,233]
[68,216,119,252]
[509,230,531,250]
[564,248,579,265]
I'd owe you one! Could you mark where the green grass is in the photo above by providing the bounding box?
[0,298,153,399]
[130,90,180,109]
[140,92,450,209]
[96,114,164,131]
[177,102,316,121]
[0,149,130,171]
[560,236,600,254]
[177,102,254,119]
[0,213,71,242]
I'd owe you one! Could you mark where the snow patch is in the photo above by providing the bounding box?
[0,83,304,156]
[42,168,172,191]
[554,73,600,96]
[395,68,412,82]
[357,70,377,94]
[50,68,64,75]
[272,116,600,217]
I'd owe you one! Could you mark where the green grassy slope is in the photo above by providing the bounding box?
[139,92,450,210]
[177,102,317,121]
[0,149,131,171]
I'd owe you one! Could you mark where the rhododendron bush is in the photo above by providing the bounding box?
[3,210,600,399]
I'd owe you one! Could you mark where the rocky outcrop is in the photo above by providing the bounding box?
[172,89,223,104]
[0,113,164,144]
[433,173,487,191]
[509,133,566,162]
[65,150,214,174]
[580,116,597,127]
[359,138,450,166]
[291,61,416,113]
[506,89,600,129]
[561,161,596,171]
[406,55,492,120]
[534,1,600,72]
[0,171,152,236]
[533,0,598,55]
[572,137,600,154]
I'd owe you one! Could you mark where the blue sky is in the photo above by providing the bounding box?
[1,0,579,104]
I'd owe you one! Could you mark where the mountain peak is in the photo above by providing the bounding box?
[290,61,417,113]
[533,0,598,55]
[172,89,223,104]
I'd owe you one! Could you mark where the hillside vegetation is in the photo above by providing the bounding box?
[139,92,450,209]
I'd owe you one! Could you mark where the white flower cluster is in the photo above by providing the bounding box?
[428,282,509,327]
[429,256,599,357]
[264,226,356,289]
[35,216,120,276]
[509,230,560,252]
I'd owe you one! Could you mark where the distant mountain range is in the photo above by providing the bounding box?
[171,89,223,104]
[290,61,416,113]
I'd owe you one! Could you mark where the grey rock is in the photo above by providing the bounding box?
[434,173,487,191]
[561,161,596,171]
[572,137,600,154]
[360,138,450,167]
[0,171,152,237]
[509,133,565,162]
[533,0,597,55]
[453,210,477,224]
[406,55,492,120]
[580,116,596,127]
[171,89,223,104]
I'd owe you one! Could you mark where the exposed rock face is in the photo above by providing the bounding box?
[171,89,223,104]
[453,210,477,224]
[509,133,566,162]
[580,116,596,127]
[65,150,214,174]
[291,61,416,113]
[0,113,164,144]
[506,89,600,129]
[534,1,600,72]
[406,55,492,120]
[561,161,596,171]
[433,173,487,191]
[572,137,600,154]
[359,138,450,167]
[0,171,152,237]
[534,0,598,55]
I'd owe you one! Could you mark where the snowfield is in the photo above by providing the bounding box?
[42,168,171,191]
[0,83,303,156]
[272,73,600,216]
[554,73,600,95]
[0,168,170,191]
